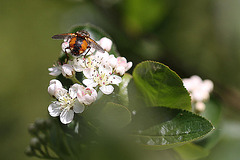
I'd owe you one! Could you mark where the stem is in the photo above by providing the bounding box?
[38,147,47,157]
[43,145,50,156]
[70,75,82,84]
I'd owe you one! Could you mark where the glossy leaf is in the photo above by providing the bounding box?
[194,98,222,150]
[129,107,213,150]
[174,143,210,160]
[98,102,132,128]
[118,73,132,107]
[133,61,192,111]
[127,78,148,112]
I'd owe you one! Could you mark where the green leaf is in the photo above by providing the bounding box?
[70,24,119,57]
[194,98,222,150]
[133,61,192,111]
[129,107,213,150]
[98,102,132,128]
[128,78,147,112]
[118,73,132,107]
[174,143,210,160]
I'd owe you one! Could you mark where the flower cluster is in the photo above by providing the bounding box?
[183,75,214,112]
[48,36,132,124]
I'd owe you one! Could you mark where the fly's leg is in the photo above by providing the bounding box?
[83,47,91,66]
[83,47,91,59]
[62,47,70,63]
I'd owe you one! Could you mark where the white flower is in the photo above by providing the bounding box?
[183,75,202,92]
[48,79,63,97]
[183,75,214,102]
[94,51,117,68]
[107,55,118,68]
[195,101,206,112]
[72,56,99,79]
[48,84,85,124]
[115,57,133,76]
[98,37,113,52]
[48,65,62,76]
[62,64,74,77]
[61,41,71,53]
[72,58,86,72]
[73,84,98,105]
[94,51,111,66]
[83,65,122,95]
[183,75,214,112]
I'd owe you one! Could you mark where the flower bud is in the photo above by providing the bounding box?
[61,42,71,53]
[24,146,35,157]
[44,119,52,129]
[30,137,41,149]
[35,119,46,130]
[48,66,61,76]
[39,134,47,145]
[62,64,75,77]
[28,123,38,135]
[98,37,112,52]
[48,79,63,97]
[195,101,206,113]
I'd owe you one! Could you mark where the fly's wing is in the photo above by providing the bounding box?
[52,33,76,39]
[87,38,105,53]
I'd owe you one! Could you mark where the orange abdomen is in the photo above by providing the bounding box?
[69,37,88,56]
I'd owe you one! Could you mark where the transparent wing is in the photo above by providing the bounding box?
[88,38,105,53]
[52,33,75,39]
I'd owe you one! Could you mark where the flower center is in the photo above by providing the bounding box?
[93,72,109,86]
[59,94,75,110]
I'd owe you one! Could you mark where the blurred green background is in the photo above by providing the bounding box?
[1,0,240,159]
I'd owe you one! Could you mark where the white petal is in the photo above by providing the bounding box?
[60,109,74,124]
[71,83,83,90]
[83,94,97,105]
[61,42,69,52]
[73,65,84,72]
[100,85,114,95]
[77,87,98,105]
[202,80,214,92]
[195,102,206,112]
[73,58,85,72]
[48,80,63,96]
[73,101,85,113]
[83,68,94,79]
[89,87,98,98]
[99,64,112,75]
[62,64,74,77]
[95,51,109,61]
[108,55,117,68]
[108,75,122,84]
[83,79,98,87]
[55,88,68,99]
[49,79,62,86]
[48,103,62,117]
[48,85,56,96]
[117,57,127,66]
[182,79,192,91]
[192,90,209,102]
[115,66,125,76]
[125,62,133,71]
[89,47,95,54]
[190,75,202,90]
[99,37,112,52]
[69,84,82,99]
[48,67,62,76]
